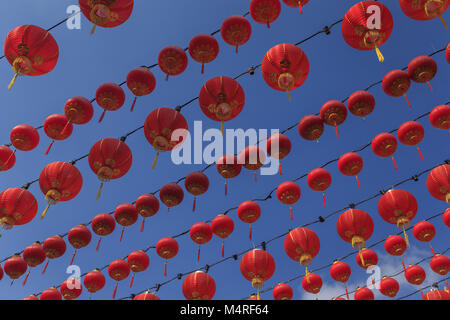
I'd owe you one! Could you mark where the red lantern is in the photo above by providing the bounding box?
[413,220,436,255]
[341,1,393,62]
[384,235,407,256]
[4,25,59,89]
[429,105,450,129]
[426,164,450,203]
[240,146,266,182]
[0,188,38,228]
[10,124,39,152]
[397,121,425,160]
[182,271,216,300]
[446,43,450,63]
[354,287,374,300]
[126,67,156,112]
[156,237,179,276]
[79,0,134,34]
[133,292,160,300]
[221,15,252,53]
[302,273,322,295]
[237,201,261,240]
[190,222,213,262]
[199,76,246,133]
[277,181,301,220]
[0,264,3,281]
[64,97,94,132]
[347,90,375,118]
[4,254,27,280]
[430,254,450,275]
[249,0,281,28]
[60,279,82,300]
[261,43,309,101]
[95,83,126,122]
[127,250,150,288]
[158,46,188,81]
[136,193,159,232]
[240,249,276,299]
[266,133,291,175]
[355,248,378,269]
[423,289,450,300]
[216,154,242,195]
[404,265,426,285]
[372,132,399,170]
[22,242,46,286]
[332,297,346,301]
[330,261,352,299]
[379,277,400,298]
[284,227,320,276]
[378,189,418,245]
[188,34,219,74]
[108,259,130,299]
[68,225,92,265]
[399,0,449,29]
[338,152,364,190]
[144,107,188,169]
[382,70,412,107]
[408,56,438,90]
[83,269,106,294]
[159,183,184,210]
[298,115,324,141]
[0,146,16,172]
[307,168,332,207]
[114,203,138,242]
[88,138,132,200]
[43,113,73,155]
[42,235,66,274]
[320,100,348,138]
[211,214,234,257]
[283,0,309,14]
[443,208,450,227]
[273,283,293,300]
[39,161,83,219]
[23,295,38,300]
[185,172,209,212]
[92,213,116,251]
[40,288,62,300]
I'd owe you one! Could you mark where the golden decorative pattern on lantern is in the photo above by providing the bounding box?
[390,75,411,96]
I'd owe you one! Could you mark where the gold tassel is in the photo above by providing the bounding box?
[41,204,50,219]
[152,152,159,169]
[220,121,224,136]
[257,290,260,300]
[446,193,450,204]
[438,15,448,30]
[8,72,19,90]
[286,90,291,102]
[403,227,410,247]
[359,250,365,267]
[90,24,97,35]
[96,183,103,201]
[375,46,384,63]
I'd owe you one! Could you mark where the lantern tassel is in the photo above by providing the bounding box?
[404,94,411,108]
[323,192,327,207]
[164,260,167,276]
[112,283,118,299]
[279,162,282,176]
[359,250,365,267]
[60,120,71,136]
[221,240,225,257]
[290,207,293,221]
[427,82,433,91]
[96,182,104,201]
[249,224,252,240]
[8,72,19,90]
[334,125,339,138]
[45,141,54,155]
[42,260,49,274]
[254,171,257,183]
[420,289,424,299]
[286,90,291,103]
[266,21,271,28]
[356,175,361,190]
[299,1,303,14]
[430,243,435,256]
[140,218,145,232]
[401,256,406,272]
[70,250,77,265]
[392,156,398,170]
[192,197,196,212]
[201,63,205,74]
[402,226,409,247]
[417,146,424,161]
[90,24,97,35]
[305,266,310,283]
[130,273,135,288]
[98,110,106,123]
[220,121,224,136]
[96,237,102,251]
[257,290,260,300]
[438,15,448,30]
[375,46,384,63]
[41,204,50,219]
[235,45,239,54]
[345,287,349,300]
[152,152,159,169]
[165,73,169,81]
[446,192,450,204]
[197,245,201,262]
[120,226,125,242]
[130,97,137,112]
[22,270,30,286]
[224,180,228,196]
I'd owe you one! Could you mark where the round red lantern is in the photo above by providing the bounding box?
[159,183,184,211]
[382,70,412,107]
[216,154,242,195]
[39,161,83,219]
[158,45,188,81]
[185,172,209,212]
[338,152,364,190]
[40,287,62,300]
[92,213,116,251]
[379,276,400,298]
[261,43,309,101]
[320,100,348,138]
[64,96,94,132]
[0,146,15,172]
[249,0,281,28]
[22,242,46,286]
[399,0,449,29]
[347,90,375,118]
[355,248,378,269]
[426,164,450,203]
[43,113,73,155]
[4,254,27,280]
[341,1,394,62]
[277,181,301,220]
[95,83,126,122]
[298,115,324,141]
[156,237,179,276]
[284,227,320,276]
[429,105,450,130]
[443,208,450,227]
[330,260,352,299]
[190,222,213,262]
[88,138,132,200]
[114,203,138,242]
[408,56,438,90]
[23,295,38,300]
[0,188,38,228]
[83,269,106,294]
[211,214,234,257]
[423,289,450,300]
[108,259,130,299]
[188,34,219,74]
[127,250,150,288]
[240,249,276,299]
[302,273,322,295]
[136,193,159,232]
[397,121,425,160]
[133,292,160,300]
[182,271,216,300]
[430,254,450,275]
[221,15,252,53]
[405,265,426,285]
[126,67,156,112]
[412,220,436,254]
[237,201,261,240]
[384,235,407,256]
[266,133,291,175]
[10,124,39,152]
[283,0,309,14]
[239,146,266,182]
[60,279,82,300]
[68,225,92,265]
[354,287,374,300]
[307,168,332,207]
[42,235,66,274]
[4,25,59,89]
[371,132,399,170]
[273,283,293,300]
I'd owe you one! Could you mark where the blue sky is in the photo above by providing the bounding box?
[0,0,448,300]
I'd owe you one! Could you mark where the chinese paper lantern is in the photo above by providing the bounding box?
[62,96,94,137]
[405,265,426,285]
[379,277,400,298]
[126,67,156,112]
[0,188,38,229]
[60,279,82,300]
[23,295,38,300]
[43,113,73,155]
[4,254,27,280]
[156,237,179,276]
[429,105,450,130]
[10,124,39,153]
[378,189,418,245]
[159,183,184,211]
[108,259,130,299]
[185,172,209,212]
[68,225,92,265]
[384,235,407,256]
[79,0,134,34]
[221,15,252,53]
[83,269,106,294]
[133,292,160,300]
[354,287,374,300]
[284,227,320,277]
[91,213,116,251]
[307,168,332,207]
[199,77,246,135]
[95,83,126,122]
[399,0,449,29]
[397,121,425,160]
[372,132,399,170]
[88,138,132,200]
[413,220,436,255]
[273,283,293,300]
[277,181,301,220]
[302,273,322,295]
[320,100,348,137]
[408,56,438,90]
[127,250,150,288]
[430,254,450,275]
[338,152,364,190]
[114,203,138,242]
[190,222,213,262]
[266,133,291,175]
[240,249,276,299]
[144,107,188,169]
[22,242,46,286]
[336,209,374,267]
[39,161,83,219]
[240,146,266,182]
[42,235,66,274]
[446,43,450,63]
[182,271,216,300]
[298,115,324,142]
[330,260,352,299]
[188,34,219,74]
[347,90,375,118]
[249,0,281,28]
[341,1,394,62]
[0,145,16,172]
[443,208,450,227]
[0,264,3,281]
[211,214,234,257]
[158,45,188,81]
[40,288,62,300]
[283,0,309,14]
[4,25,59,89]
[216,154,242,195]
[426,164,450,203]
[423,289,450,300]
[382,70,412,107]
[355,248,378,269]
[136,193,159,232]
[261,43,309,101]
[237,201,261,240]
